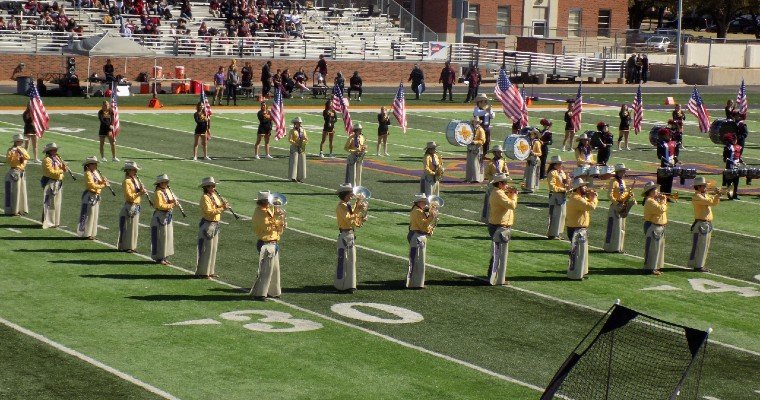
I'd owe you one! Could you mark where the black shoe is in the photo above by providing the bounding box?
[252,295,267,301]
[733,195,740,200]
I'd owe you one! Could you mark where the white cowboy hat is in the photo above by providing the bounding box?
[576,133,589,141]
[490,145,504,153]
[154,174,170,184]
[549,155,562,164]
[490,173,511,184]
[291,117,303,124]
[82,156,99,166]
[642,181,659,195]
[352,122,363,130]
[11,133,24,142]
[425,141,438,149]
[43,143,58,153]
[614,163,628,172]
[257,191,271,201]
[693,177,707,187]
[121,161,140,171]
[474,94,490,103]
[571,177,588,190]
[199,176,217,187]
[411,193,427,204]
[336,183,353,194]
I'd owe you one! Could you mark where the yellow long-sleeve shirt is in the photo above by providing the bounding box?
[122,177,142,204]
[472,126,486,146]
[566,192,598,228]
[201,192,225,222]
[484,158,509,181]
[85,170,107,195]
[692,193,720,221]
[488,188,517,226]
[409,206,434,234]
[531,139,542,157]
[344,134,366,153]
[575,148,596,166]
[43,156,65,181]
[153,188,176,211]
[643,197,668,225]
[608,178,629,204]
[547,169,568,193]
[423,153,442,177]
[253,205,283,242]
[6,146,29,170]
[288,128,308,146]
[336,201,364,230]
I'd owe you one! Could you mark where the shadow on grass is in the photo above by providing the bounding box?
[511,249,570,254]
[0,223,35,229]
[49,259,154,266]
[435,223,483,228]
[360,279,408,291]
[508,275,572,282]
[371,208,411,213]
[452,235,490,240]
[283,284,340,294]
[277,192,335,196]
[441,189,486,195]
[81,273,197,280]
[3,236,82,241]
[15,248,115,253]
[425,276,486,287]
[378,179,421,184]
[127,294,251,301]
[217,179,286,184]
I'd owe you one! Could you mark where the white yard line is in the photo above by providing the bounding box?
[6,228,21,233]
[97,225,109,230]
[289,216,304,221]
[173,221,190,227]
[462,209,478,214]
[324,214,337,219]
[0,315,179,400]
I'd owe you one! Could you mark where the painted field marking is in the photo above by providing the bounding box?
[6,228,21,233]
[97,225,109,230]
[173,221,190,227]
[0,315,179,400]
[324,214,337,219]
[219,221,230,225]
[165,318,221,326]
[393,212,407,217]
[462,209,478,214]
[289,216,304,221]
[138,223,150,228]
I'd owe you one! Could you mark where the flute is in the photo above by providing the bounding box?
[168,187,187,218]
[213,188,240,220]
[135,176,153,207]
[96,168,116,196]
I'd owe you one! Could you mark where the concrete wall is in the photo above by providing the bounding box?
[684,42,760,68]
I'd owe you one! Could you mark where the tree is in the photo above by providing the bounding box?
[628,0,673,30]
[685,0,754,38]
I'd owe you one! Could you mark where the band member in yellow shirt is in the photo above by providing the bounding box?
[117,161,145,252]
[151,174,176,265]
[5,134,29,215]
[41,143,67,229]
[344,122,366,187]
[575,133,596,166]
[288,117,307,182]
[481,145,509,223]
[642,181,668,275]
[688,177,720,272]
[196,177,229,278]
[565,178,598,280]
[523,129,542,193]
[546,156,568,239]
[77,156,109,240]
[335,184,368,292]
[251,191,286,300]
[421,141,443,196]
[407,193,438,289]
[487,173,517,285]
[465,118,485,183]
[604,164,635,253]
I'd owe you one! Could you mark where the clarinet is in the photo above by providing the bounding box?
[168,186,187,217]
[57,155,77,181]
[135,176,153,207]
[96,168,116,196]
[213,188,240,220]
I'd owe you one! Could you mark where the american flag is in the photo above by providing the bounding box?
[271,87,286,140]
[199,89,212,138]
[110,86,121,137]
[736,78,748,117]
[687,86,710,133]
[632,85,643,134]
[392,82,407,133]
[493,69,527,128]
[28,83,49,138]
[331,84,353,134]
[570,83,583,132]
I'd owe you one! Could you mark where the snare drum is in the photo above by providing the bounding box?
[747,168,760,179]
[723,169,740,180]
[709,119,738,145]
[597,166,615,180]
[657,167,674,179]
[587,166,601,178]
[679,168,697,180]
[648,125,668,146]
[572,166,589,178]
[503,135,531,161]
[737,167,748,178]
[445,120,475,147]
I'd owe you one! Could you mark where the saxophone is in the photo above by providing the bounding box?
[297,128,306,153]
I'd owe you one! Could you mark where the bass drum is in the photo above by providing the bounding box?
[445,120,474,147]
[709,119,738,145]
[648,125,668,146]
[503,134,531,161]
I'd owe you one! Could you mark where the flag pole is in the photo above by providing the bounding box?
[670,0,684,85]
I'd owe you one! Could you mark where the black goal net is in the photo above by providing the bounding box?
[541,304,709,400]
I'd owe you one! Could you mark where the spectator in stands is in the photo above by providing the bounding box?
[103,59,115,83]
[0,18,6,30]
[209,0,220,17]
[408,64,424,100]
[464,66,481,103]
[180,1,192,20]
[213,66,225,106]
[347,71,362,101]
[314,54,327,82]
[198,21,209,36]
[293,67,308,98]
[281,68,294,97]
[438,61,455,102]
[261,60,273,98]
[334,72,345,93]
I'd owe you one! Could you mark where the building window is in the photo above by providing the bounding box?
[532,20,547,37]
[568,9,581,37]
[598,9,611,37]
[497,6,511,35]
[465,4,480,35]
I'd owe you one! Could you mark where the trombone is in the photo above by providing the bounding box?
[352,186,371,220]
[268,192,287,233]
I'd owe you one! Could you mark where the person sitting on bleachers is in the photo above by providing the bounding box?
[209,0,220,17]
[179,1,192,20]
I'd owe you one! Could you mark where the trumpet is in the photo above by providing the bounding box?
[427,195,444,234]
[707,187,729,196]
[657,192,679,201]
[352,186,371,221]
[268,192,287,234]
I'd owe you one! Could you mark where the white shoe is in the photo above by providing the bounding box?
[329,153,335,158]
[193,157,198,161]
[113,157,120,162]
[101,157,107,162]
[255,155,260,159]
[358,96,361,101]
[204,156,212,160]
[626,146,631,150]
[266,154,273,159]
[319,151,324,158]
[385,152,390,156]
[33,158,41,164]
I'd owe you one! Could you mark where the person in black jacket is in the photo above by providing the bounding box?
[377,106,391,156]
[617,103,632,150]
[438,61,455,102]
[225,65,238,106]
[595,121,613,166]
[562,103,575,151]
[261,60,272,98]
[723,133,743,200]
[254,102,272,159]
[97,101,118,162]
[103,59,115,83]
[320,101,337,158]
[347,71,362,101]
[408,64,424,100]
[334,72,345,94]
[538,118,553,179]
[193,102,210,160]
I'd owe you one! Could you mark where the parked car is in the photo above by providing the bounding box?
[645,35,672,51]
[664,15,713,31]
[727,16,760,34]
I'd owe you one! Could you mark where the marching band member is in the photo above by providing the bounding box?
[487,173,517,285]
[22,104,40,163]
[377,106,392,156]
[617,104,632,151]
[192,102,211,161]
[642,181,667,275]
[288,117,308,182]
[472,94,494,158]
[722,133,742,200]
[604,164,634,253]
[344,122,366,187]
[97,101,119,162]
[656,128,678,197]
[407,193,437,289]
[465,118,485,183]
[595,122,613,166]
[565,177,598,280]
[254,102,273,159]
[78,156,109,240]
[117,161,144,253]
[196,177,228,279]
[672,103,686,148]
[481,145,509,223]
[538,118,553,179]
[151,174,176,265]
[421,141,443,197]
[546,156,568,239]
[562,103,575,151]
[5,134,29,215]
[523,128,542,193]
[688,177,720,272]
[320,101,336,158]
[575,133,595,166]
[251,191,285,300]
[335,184,368,293]
[41,143,66,229]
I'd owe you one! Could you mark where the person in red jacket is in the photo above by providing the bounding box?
[438,61,456,102]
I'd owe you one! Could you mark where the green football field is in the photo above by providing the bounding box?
[0,100,759,399]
